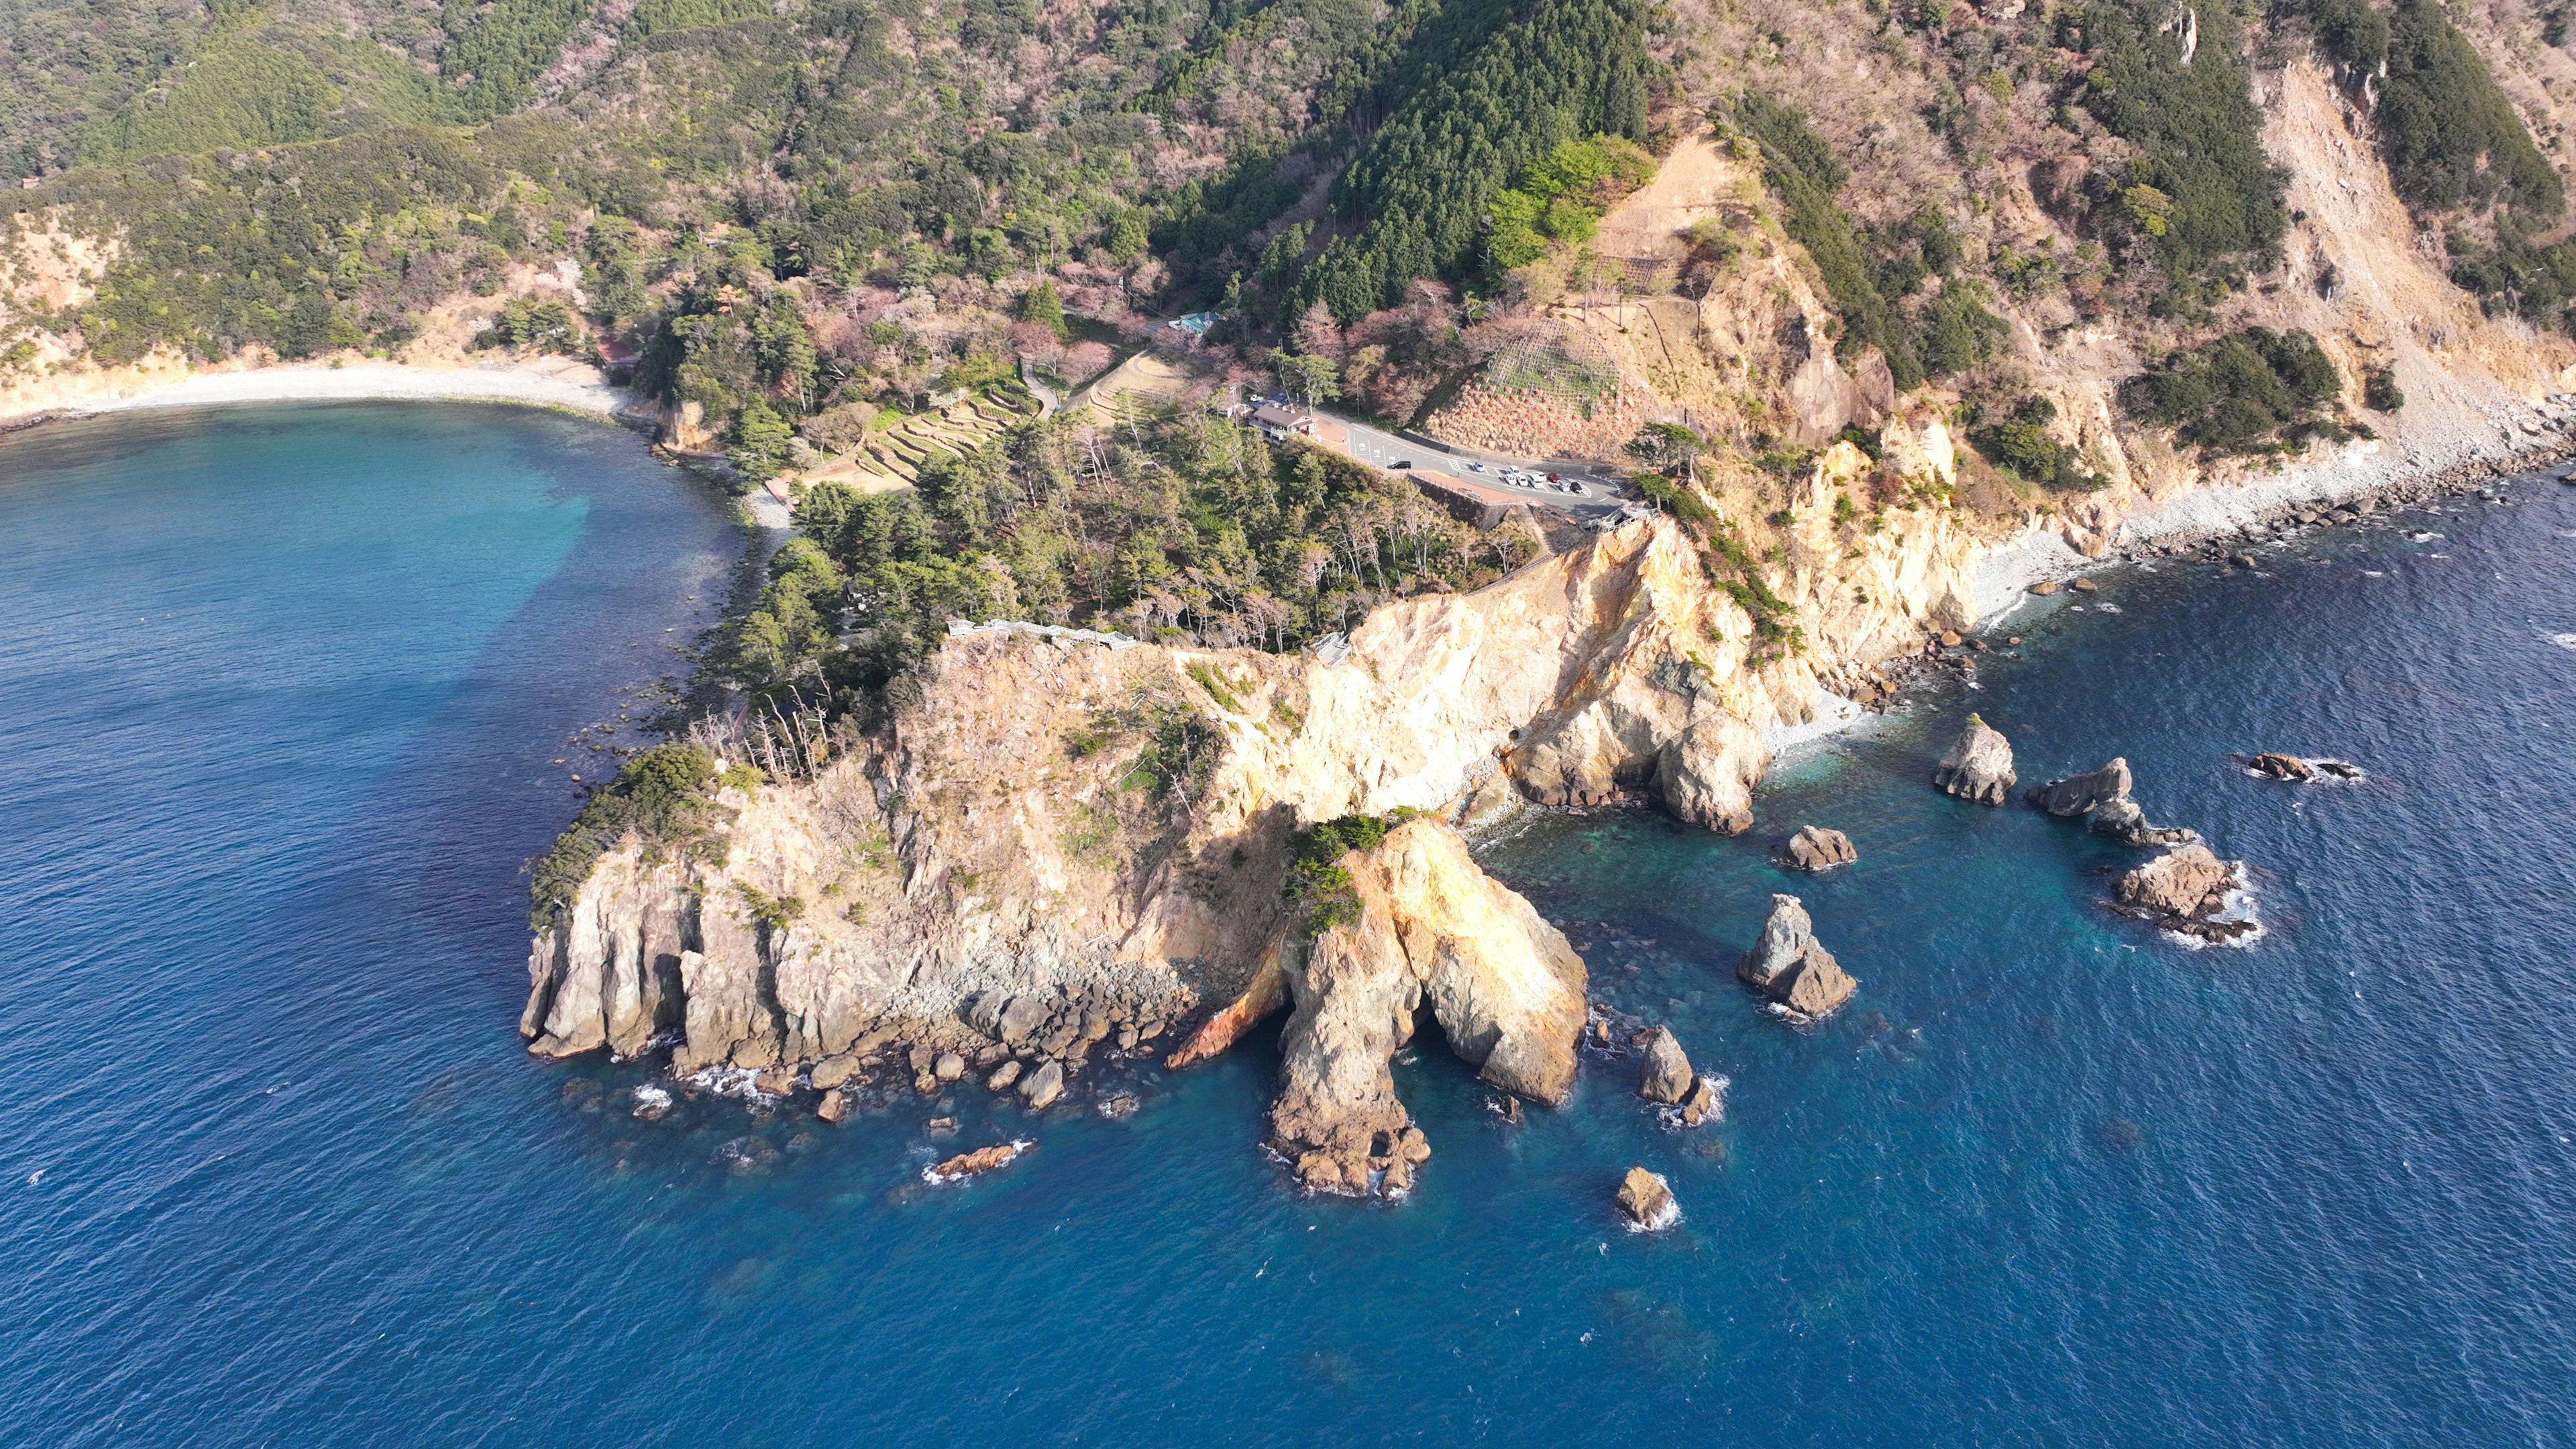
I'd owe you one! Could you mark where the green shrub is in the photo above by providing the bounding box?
[2065,0,2286,278]
[528,744,720,929]
[2121,327,2344,452]
[1283,810,1422,930]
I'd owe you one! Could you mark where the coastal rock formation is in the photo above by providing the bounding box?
[2114,845,2256,941]
[925,1140,1034,1184]
[520,517,1913,1177]
[1784,824,1857,871]
[1677,1075,1721,1128]
[1616,1167,1678,1230]
[1932,716,2017,805]
[1269,819,1587,1193]
[1737,894,1856,1017]
[1638,1026,1693,1104]
[2250,752,2364,782]
[2029,759,2133,816]
[2029,758,2200,847]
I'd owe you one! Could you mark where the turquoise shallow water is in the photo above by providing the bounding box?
[3,405,2573,1446]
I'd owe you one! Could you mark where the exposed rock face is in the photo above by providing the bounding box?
[1268,820,1587,1193]
[1784,824,1856,871]
[1638,1026,1693,1104]
[523,517,1880,1176]
[1737,894,1856,1017]
[1616,1167,1678,1230]
[2114,844,2253,940]
[2029,757,2199,847]
[1932,717,2017,804]
[1656,712,1766,833]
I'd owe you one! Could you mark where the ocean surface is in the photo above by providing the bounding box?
[3,404,2573,1447]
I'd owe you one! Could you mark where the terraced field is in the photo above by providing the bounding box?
[798,383,1045,493]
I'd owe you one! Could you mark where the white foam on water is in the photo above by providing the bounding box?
[2551,634,2576,653]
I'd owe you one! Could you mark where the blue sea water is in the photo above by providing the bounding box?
[3,404,2573,1447]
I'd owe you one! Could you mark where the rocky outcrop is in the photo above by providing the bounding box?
[1617,1167,1678,1230]
[1676,1075,1721,1128]
[2029,757,2199,847]
[2114,844,2255,941]
[1656,712,1766,833]
[2028,759,2131,816]
[1737,894,1856,1017]
[1638,1026,1693,1104]
[2250,752,2364,782]
[1783,824,1856,871]
[1932,716,2016,805]
[1268,820,1587,1193]
[925,1140,1033,1183]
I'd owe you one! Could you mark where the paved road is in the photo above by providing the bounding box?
[1300,406,1634,520]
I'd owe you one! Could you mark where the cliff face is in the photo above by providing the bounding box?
[522,511,1986,1163]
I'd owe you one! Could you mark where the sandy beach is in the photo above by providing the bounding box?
[0,356,634,429]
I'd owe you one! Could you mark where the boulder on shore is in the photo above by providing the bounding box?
[1784,824,1858,871]
[1019,1059,1065,1110]
[1932,716,2016,805]
[1616,1167,1678,1230]
[1638,1027,1693,1104]
[1737,894,1857,1017]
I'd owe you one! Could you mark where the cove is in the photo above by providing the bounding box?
[1,403,2572,1447]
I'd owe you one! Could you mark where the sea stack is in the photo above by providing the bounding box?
[1616,1167,1678,1230]
[1784,824,1858,871]
[1933,715,2017,804]
[1638,1026,1693,1104]
[2028,757,2198,847]
[1737,894,1856,1017]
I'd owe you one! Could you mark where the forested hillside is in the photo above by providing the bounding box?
[9,0,2576,719]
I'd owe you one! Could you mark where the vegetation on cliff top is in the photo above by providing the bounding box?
[1283,809,1423,930]
[529,743,723,930]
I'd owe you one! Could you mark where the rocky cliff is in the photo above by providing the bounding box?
[522,511,1980,1175]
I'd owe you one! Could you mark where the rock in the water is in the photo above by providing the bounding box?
[1737,894,1857,1016]
[2030,758,2132,816]
[986,1060,1022,1091]
[2071,577,2099,594]
[1784,824,1857,871]
[932,1052,965,1081]
[2114,844,2255,940]
[631,1083,674,1122]
[924,1139,1033,1184]
[1656,712,1766,835]
[2249,752,2314,780]
[1616,1167,1678,1230]
[1019,1059,1065,1110]
[1638,1026,1693,1104]
[815,1087,855,1123]
[2029,579,2060,596]
[1267,819,1589,1194]
[1678,1075,1723,1128]
[1932,716,2016,805]
[2029,757,2198,847]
